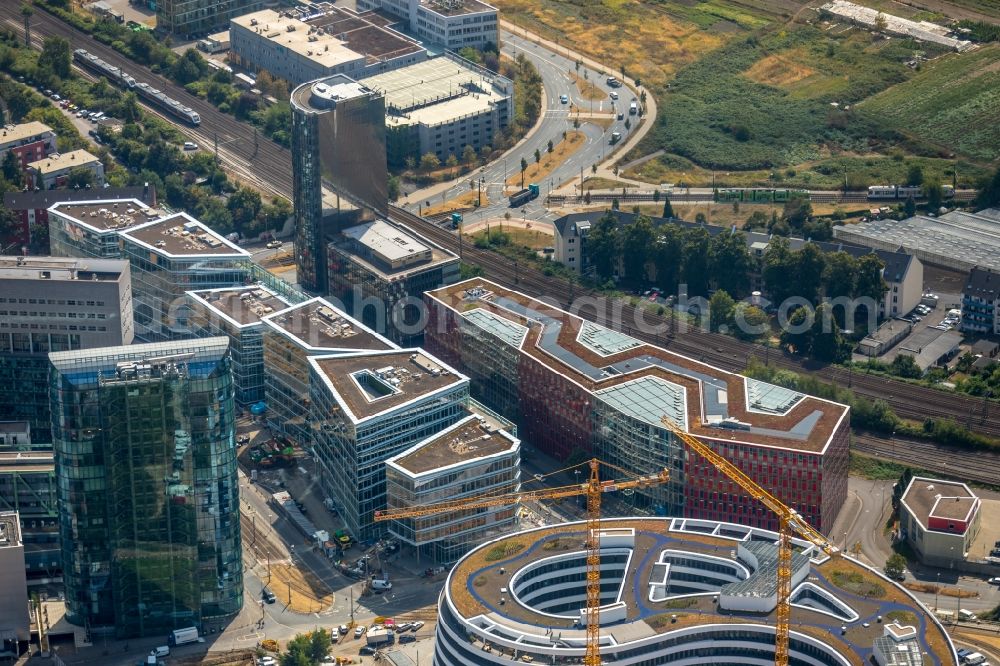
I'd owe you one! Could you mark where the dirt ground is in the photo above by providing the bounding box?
[266,563,334,614]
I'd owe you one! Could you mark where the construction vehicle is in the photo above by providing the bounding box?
[659,416,837,666]
[375,459,669,666]
[508,183,540,207]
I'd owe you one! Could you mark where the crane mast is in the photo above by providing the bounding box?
[374,458,669,666]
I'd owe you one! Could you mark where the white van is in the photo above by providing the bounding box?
[965,652,986,665]
[152,646,170,657]
[959,608,977,621]
[371,578,392,591]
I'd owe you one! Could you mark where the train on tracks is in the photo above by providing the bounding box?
[867,184,954,199]
[73,49,201,126]
[714,188,809,203]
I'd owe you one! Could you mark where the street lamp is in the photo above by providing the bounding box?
[935,572,940,611]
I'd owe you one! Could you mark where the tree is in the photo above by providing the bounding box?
[874,12,888,32]
[172,49,208,85]
[682,227,711,297]
[620,215,654,284]
[974,166,1000,209]
[884,553,906,581]
[709,290,736,333]
[762,236,797,305]
[796,243,827,304]
[419,152,440,171]
[779,306,814,355]
[66,167,96,189]
[924,179,943,211]
[520,156,528,188]
[890,354,923,379]
[694,212,707,224]
[709,231,751,298]
[733,302,769,341]
[445,153,458,168]
[810,303,850,362]
[547,139,554,154]
[782,194,812,230]
[903,195,916,218]
[652,224,683,293]
[743,210,768,230]
[823,251,858,301]
[38,36,71,80]
[906,164,924,186]
[587,212,620,281]
[461,144,477,165]
[280,629,332,666]
[387,174,400,202]
[534,148,541,164]
[661,197,674,219]
[2,151,22,186]
[228,187,262,229]
[855,253,887,303]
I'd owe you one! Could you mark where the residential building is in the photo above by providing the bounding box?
[47,198,159,259]
[357,0,499,50]
[26,150,104,190]
[961,266,1000,335]
[384,404,520,563]
[156,0,264,38]
[186,286,291,406]
[0,512,30,649]
[0,450,59,583]
[0,256,133,442]
[899,476,980,567]
[327,219,459,344]
[553,210,919,317]
[261,297,396,445]
[0,122,56,170]
[230,7,426,87]
[309,349,469,541]
[49,338,243,638]
[291,74,387,293]
[5,186,157,255]
[359,53,511,166]
[425,279,851,534]
[118,213,252,340]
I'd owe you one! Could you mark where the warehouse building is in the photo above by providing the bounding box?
[384,403,519,563]
[357,0,499,50]
[435,518,954,666]
[230,6,426,86]
[309,348,470,541]
[359,53,512,166]
[425,279,851,534]
[833,210,1000,274]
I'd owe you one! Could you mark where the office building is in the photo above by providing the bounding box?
[47,197,159,259]
[961,266,1000,335]
[0,450,59,582]
[0,121,56,170]
[434,517,954,666]
[118,213,252,340]
[899,476,981,568]
[5,187,157,256]
[0,256,133,442]
[384,404,519,563]
[327,219,459,344]
[230,7,426,87]
[0,512,30,648]
[186,286,291,406]
[156,0,264,38]
[359,53,511,166]
[309,349,469,541]
[356,0,499,50]
[50,338,242,638]
[0,422,31,450]
[425,279,851,534]
[291,74,387,293]
[26,150,104,190]
[261,297,396,445]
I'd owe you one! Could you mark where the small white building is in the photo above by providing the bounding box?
[26,150,104,190]
[384,406,520,563]
[358,0,499,50]
[899,476,981,567]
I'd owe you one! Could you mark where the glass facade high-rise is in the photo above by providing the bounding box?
[291,75,387,293]
[49,338,242,638]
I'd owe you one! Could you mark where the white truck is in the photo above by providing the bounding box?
[168,626,199,646]
[367,628,395,647]
[964,652,986,665]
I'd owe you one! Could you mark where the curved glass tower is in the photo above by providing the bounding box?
[49,338,242,638]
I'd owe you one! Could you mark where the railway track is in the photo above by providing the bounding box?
[853,434,1000,486]
[10,4,997,440]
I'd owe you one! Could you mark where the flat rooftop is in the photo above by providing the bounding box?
[291,74,380,114]
[333,220,457,279]
[121,213,249,258]
[49,199,158,232]
[0,121,54,146]
[189,286,290,327]
[263,298,395,352]
[28,149,101,174]
[902,476,978,528]
[0,255,127,281]
[233,8,422,71]
[427,279,850,453]
[361,56,506,115]
[446,518,951,666]
[311,350,466,422]
[419,0,496,17]
[0,451,54,474]
[389,410,517,475]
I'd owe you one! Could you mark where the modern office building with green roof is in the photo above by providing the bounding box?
[49,338,242,638]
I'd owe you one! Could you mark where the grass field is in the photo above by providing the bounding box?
[508,130,586,186]
[859,45,1000,162]
[422,190,486,217]
[571,72,605,101]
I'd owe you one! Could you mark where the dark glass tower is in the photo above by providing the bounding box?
[49,338,242,638]
[291,74,387,293]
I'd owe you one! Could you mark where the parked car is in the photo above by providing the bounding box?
[262,587,276,603]
[399,634,416,644]
[359,646,376,656]
[152,646,170,657]
[266,240,282,249]
[183,141,198,150]
[354,626,366,639]
[411,621,424,632]
[258,657,277,666]
[338,624,349,635]
[988,577,1000,585]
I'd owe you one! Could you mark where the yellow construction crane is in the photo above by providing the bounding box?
[660,416,838,666]
[374,458,670,666]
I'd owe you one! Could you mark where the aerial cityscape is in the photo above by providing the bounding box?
[0,0,997,663]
